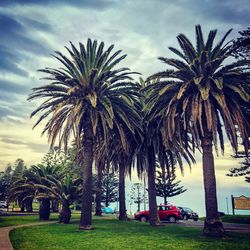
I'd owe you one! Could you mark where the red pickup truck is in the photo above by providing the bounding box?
[134,204,181,223]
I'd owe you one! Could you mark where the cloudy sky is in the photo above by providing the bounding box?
[0,0,249,216]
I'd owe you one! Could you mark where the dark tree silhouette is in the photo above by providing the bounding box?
[0,164,13,201]
[101,169,119,207]
[155,164,187,204]
[227,158,250,183]
[232,27,250,60]
[130,183,147,211]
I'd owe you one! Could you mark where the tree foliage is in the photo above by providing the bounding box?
[155,163,187,204]
[0,164,13,200]
[227,137,250,183]
[101,168,119,207]
[130,183,147,211]
[227,108,250,183]
[227,158,250,183]
[232,28,250,60]
[145,25,250,156]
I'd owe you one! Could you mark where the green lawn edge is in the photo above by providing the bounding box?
[199,215,250,225]
[0,213,81,228]
[9,217,250,250]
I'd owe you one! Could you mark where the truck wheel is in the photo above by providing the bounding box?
[183,215,188,220]
[140,216,147,222]
[169,216,176,223]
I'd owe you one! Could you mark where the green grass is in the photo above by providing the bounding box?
[200,215,250,225]
[0,213,81,228]
[10,217,250,250]
[221,215,250,225]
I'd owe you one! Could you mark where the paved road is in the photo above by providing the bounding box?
[172,220,250,233]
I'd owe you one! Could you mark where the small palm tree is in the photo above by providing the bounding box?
[146,25,250,236]
[9,165,64,220]
[8,173,34,212]
[37,174,82,223]
[28,39,141,229]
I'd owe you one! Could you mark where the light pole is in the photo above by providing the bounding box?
[226,197,229,215]
[143,173,146,211]
[116,189,119,214]
[93,193,96,213]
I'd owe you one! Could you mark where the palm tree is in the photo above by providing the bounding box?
[37,174,82,223]
[28,39,141,229]
[8,172,34,212]
[146,25,250,236]
[118,154,130,220]
[104,134,137,221]
[9,164,64,220]
[127,77,195,227]
[94,161,103,216]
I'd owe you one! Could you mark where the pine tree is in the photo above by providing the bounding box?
[130,183,148,211]
[0,164,13,200]
[232,27,250,60]
[101,169,119,207]
[227,106,250,183]
[155,164,187,204]
[12,159,26,182]
[227,157,250,183]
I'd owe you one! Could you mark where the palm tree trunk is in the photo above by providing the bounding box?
[39,198,50,220]
[19,199,25,212]
[105,197,109,207]
[105,167,110,207]
[25,198,33,212]
[147,146,160,226]
[163,165,167,205]
[118,163,128,220]
[59,202,71,224]
[95,165,102,216]
[79,125,94,230]
[52,199,59,212]
[164,196,167,205]
[202,133,225,237]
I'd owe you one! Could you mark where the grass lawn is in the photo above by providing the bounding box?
[0,213,81,228]
[200,215,250,225]
[221,215,250,225]
[10,216,250,250]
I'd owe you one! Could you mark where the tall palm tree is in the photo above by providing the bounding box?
[118,154,131,220]
[138,79,194,226]
[146,25,250,236]
[105,132,140,221]
[28,39,141,229]
[139,126,161,226]
[94,161,103,216]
